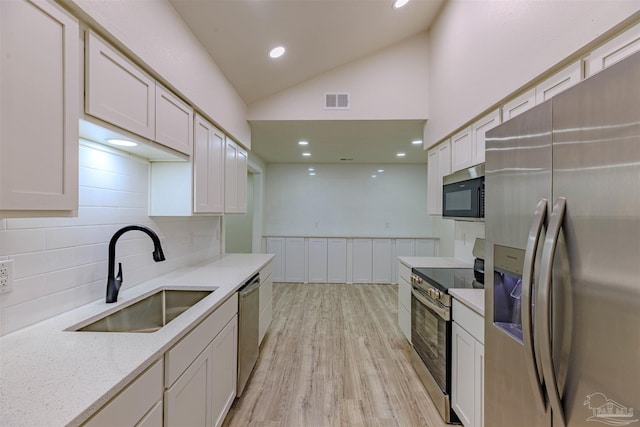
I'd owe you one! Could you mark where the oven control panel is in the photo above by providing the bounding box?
[411,273,451,307]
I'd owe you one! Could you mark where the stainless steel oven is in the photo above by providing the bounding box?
[410,273,458,424]
[410,258,484,424]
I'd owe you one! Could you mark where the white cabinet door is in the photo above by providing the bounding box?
[194,115,225,214]
[236,146,248,214]
[285,238,305,282]
[86,31,155,140]
[535,60,581,104]
[266,238,285,282]
[136,401,163,427]
[224,139,248,214]
[452,322,475,427]
[327,238,347,283]
[475,341,485,427]
[372,239,392,284]
[352,239,373,283]
[427,147,440,215]
[308,238,328,283]
[451,127,473,173]
[259,276,273,344]
[587,22,640,76]
[164,344,213,427]
[427,140,450,215]
[211,316,238,427]
[502,88,535,121]
[84,359,164,427]
[471,109,501,166]
[155,84,193,156]
[0,0,79,214]
[397,261,412,342]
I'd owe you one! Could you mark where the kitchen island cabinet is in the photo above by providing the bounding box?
[0,0,79,217]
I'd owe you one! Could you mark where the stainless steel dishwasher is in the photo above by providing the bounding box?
[237,273,260,396]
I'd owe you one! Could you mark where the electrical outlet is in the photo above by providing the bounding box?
[0,259,14,294]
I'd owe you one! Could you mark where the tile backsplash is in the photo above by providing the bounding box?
[0,142,220,336]
[454,221,485,263]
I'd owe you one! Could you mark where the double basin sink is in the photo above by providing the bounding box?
[69,288,216,333]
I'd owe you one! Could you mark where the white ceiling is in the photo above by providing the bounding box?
[169,0,444,164]
[250,120,428,164]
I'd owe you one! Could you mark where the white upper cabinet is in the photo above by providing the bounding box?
[86,31,193,156]
[471,109,501,166]
[427,140,451,215]
[0,0,79,216]
[156,85,193,156]
[193,115,224,214]
[451,109,500,173]
[86,31,155,140]
[502,88,536,121]
[535,60,582,103]
[224,138,248,214]
[451,127,473,173]
[587,22,640,77]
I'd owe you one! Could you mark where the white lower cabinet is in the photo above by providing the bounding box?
[352,239,373,283]
[83,359,164,427]
[327,238,347,283]
[372,239,392,284]
[259,261,274,345]
[284,238,305,282]
[452,300,484,427]
[308,238,328,283]
[266,238,285,282]
[164,294,238,427]
[397,261,412,342]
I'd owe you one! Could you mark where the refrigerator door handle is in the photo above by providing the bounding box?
[522,198,547,412]
[537,197,567,427]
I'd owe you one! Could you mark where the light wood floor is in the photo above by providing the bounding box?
[223,283,449,427]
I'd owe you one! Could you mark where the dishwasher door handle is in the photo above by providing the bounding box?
[239,274,261,296]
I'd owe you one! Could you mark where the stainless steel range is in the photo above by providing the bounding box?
[410,252,484,424]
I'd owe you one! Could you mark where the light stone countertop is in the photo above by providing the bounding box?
[450,288,485,316]
[0,253,273,427]
[398,256,473,269]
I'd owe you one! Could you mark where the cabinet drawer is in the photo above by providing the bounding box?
[260,260,273,283]
[83,358,163,427]
[398,277,411,312]
[453,299,484,344]
[399,263,411,283]
[165,293,238,387]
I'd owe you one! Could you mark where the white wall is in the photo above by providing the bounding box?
[63,0,251,148]
[264,163,437,238]
[0,143,220,336]
[248,32,429,121]
[425,1,640,146]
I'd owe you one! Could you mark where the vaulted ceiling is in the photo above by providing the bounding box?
[170,0,445,163]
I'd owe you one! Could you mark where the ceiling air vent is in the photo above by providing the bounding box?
[325,92,350,110]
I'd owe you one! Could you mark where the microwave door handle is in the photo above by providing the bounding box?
[537,197,567,427]
[522,198,548,413]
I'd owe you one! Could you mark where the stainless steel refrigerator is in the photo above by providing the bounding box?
[484,51,640,427]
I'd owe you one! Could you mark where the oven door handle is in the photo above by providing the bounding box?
[412,286,450,321]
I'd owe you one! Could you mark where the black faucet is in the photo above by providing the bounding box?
[106,225,166,303]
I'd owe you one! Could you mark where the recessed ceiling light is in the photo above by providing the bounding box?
[393,0,410,9]
[378,169,385,173]
[308,167,315,171]
[396,152,406,157]
[302,152,311,157]
[298,140,309,146]
[106,138,137,147]
[371,174,377,178]
[309,172,316,176]
[412,139,423,145]
[268,46,286,59]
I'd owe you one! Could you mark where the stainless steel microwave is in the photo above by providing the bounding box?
[442,165,485,220]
